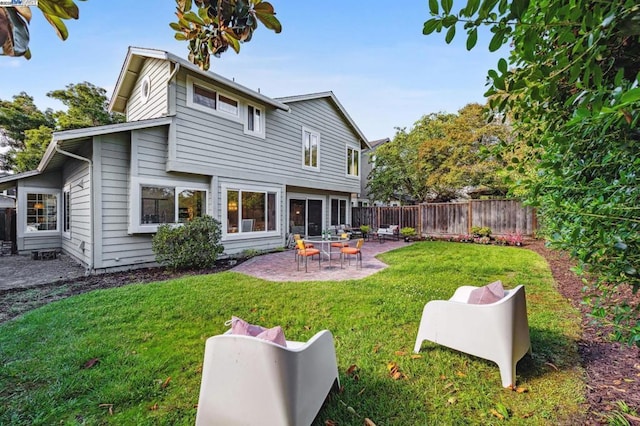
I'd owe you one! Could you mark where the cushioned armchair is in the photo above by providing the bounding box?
[196,330,340,425]
[413,284,531,387]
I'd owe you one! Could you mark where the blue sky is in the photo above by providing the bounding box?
[0,0,508,141]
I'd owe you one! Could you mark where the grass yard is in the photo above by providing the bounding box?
[0,242,586,425]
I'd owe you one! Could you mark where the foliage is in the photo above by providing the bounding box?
[171,0,281,71]
[400,227,416,237]
[0,82,124,173]
[471,226,492,238]
[359,225,371,234]
[151,216,224,270]
[0,0,87,59]
[367,103,511,204]
[423,0,640,345]
[0,242,584,424]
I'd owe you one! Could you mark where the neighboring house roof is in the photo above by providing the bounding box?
[109,46,290,114]
[368,137,390,150]
[276,91,371,150]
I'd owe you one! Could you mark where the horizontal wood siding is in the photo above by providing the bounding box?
[21,235,60,251]
[127,58,170,122]
[98,133,155,269]
[172,72,361,193]
[61,148,92,267]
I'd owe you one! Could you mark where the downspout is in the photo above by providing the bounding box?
[167,62,180,85]
[54,143,94,271]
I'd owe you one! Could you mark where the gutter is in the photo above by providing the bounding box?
[54,143,94,271]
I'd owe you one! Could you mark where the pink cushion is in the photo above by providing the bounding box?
[467,280,505,304]
[229,316,287,347]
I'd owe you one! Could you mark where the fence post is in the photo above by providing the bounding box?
[467,201,473,235]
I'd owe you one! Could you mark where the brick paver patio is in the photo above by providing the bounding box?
[231,239,409,281]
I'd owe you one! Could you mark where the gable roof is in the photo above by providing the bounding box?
[109,47,290,114]
[276,91,371,150]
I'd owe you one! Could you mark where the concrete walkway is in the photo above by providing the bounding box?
[0,253,87,291]
[231,239,409,281]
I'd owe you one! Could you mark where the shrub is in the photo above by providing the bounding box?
[152,216,224,270]
[471,226,492,237]
[506,231,524,246]
[400,227,416,237]
[360,225,371,234]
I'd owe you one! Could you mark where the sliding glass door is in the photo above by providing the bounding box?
[289,198,323,237]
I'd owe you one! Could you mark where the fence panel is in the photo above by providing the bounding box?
[352,200,537,236]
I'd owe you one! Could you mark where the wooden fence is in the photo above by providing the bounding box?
[352,200,537,236]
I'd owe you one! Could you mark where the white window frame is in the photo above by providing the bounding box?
[221,183,281,240]
[22,188,60,235]
[346,145,360,177]
[330,197,350,227]
[244,104,265,138]
[129,176,209,234]
[62,184,71,239]
[186,75,241,122]
[301,126,320,170]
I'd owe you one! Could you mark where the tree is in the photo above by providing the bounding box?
[171,0,281,70]
[367,103,510,204]
[0,82,124,173]
[48,82,124,130]
[1,1,86,58]
[424,0,640,345]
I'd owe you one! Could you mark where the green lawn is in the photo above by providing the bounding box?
[0,242,586,425]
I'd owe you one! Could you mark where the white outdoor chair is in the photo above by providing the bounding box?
[196,329,340,425]
[413,284,531,388]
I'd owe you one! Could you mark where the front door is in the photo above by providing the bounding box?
[289,198,323,237]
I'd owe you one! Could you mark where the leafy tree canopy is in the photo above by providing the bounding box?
[424,0,640,345]
[0,82,124,173]
[367,103,510,204]
[0,0,86,59]
[171,0,282,70]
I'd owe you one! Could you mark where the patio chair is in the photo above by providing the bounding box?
[331,233,350,250]
[196,329,340,425]
[293,234,315,261]
[340,238,364,269]
[296,239,321,272]
[413,284,531,388]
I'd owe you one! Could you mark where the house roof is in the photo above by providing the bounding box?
[369,138,390,149]
[109,47,290,114]
[276,91,371,150]
[0,116,174,190]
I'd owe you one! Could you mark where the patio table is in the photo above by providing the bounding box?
[304,235,349,268]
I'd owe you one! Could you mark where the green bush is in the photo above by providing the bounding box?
[471,226,492,237]
[400,227,416,237]
[151,216,224,270]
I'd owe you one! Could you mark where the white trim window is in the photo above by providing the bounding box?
[302,127,320,169]
[186,75,240,121]
[129,177,208,233]
[140,75,151,105]
[346,146,360,177]
[244,104,265,138]
[25,192,59,233]
[62,185,71,239]
[223,184,279,238]
[330,198,348,226]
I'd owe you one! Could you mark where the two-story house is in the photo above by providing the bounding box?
[0,47,370,272]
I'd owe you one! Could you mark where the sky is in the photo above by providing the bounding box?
[0,0,509,142]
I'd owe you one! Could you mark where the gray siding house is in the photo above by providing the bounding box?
[0,47,370,272]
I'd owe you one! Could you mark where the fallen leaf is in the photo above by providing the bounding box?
[346,365,359,376]
[387,361,406,380]
[545,362,559,371]
[99,404,114,416]
[357,387,366,396]
[490,409,504,420]
[623,378,635,383]
[82,358,100,369]
[447,396,457,405]
[150,403,158,411]
[303,325,311,330]
[443,382,455,391]
[364,418,377,426]
[394,351,407,356]
[347,406,356,414]
[410,354,423,359]
[373,344,382,353]
[161,377,171,389]
[515,386,528,393]
[440,374,447,380]
[325,420,338,426]
[455,371,466,378]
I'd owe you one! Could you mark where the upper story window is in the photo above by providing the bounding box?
[302,127,320,169]
[244,104,265,138]
[347,146,360,177]
[187,76,240,120]
[26,193,58,232]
